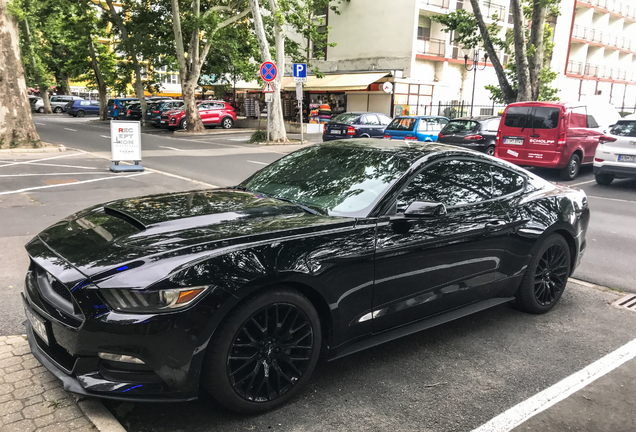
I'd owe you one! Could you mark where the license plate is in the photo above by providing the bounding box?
[161,120,166,124]
[330,130,341,135]
[504,137,524,145]
[618,155,635,162]
[25,307,48,345]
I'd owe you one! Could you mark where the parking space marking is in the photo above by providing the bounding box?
[588,195,636,204]
[472,337,636,432]
[0,153,83,168]
[64,128,78,132]
[101,135,110,139]
[12,162,99,170]
[571,179,596,186]
[35,123,45,126]
[0,172,112,177]
[247,160,268,165]
[159,146,184,151]
[0,172,150,196]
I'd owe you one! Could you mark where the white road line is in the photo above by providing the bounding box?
[64,128,78,132]
[35,123,45,126]
[0,172,112,177]
[9,162,99,170]
[101,135,111,139]
[246,160,268,165]
[471,337,636,432]
[0,153,83,168]
[0,172,150,196]
[587,195,636,204]
[159,146,183,151]
[570,179,595,186]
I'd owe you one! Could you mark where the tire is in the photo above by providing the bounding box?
[53,107,63,114]
[77,110,85,118]
[515,234,571,314]
[179,118,187,130]
[560,153,581,180]
[486,146,496,156]
[221,117,234,129]
[595,173,614,185]
[202,287,322,414]
[37,107,44,113]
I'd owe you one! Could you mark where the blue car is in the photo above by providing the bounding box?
[383,116,449,142]
[322,112,393,141]
[107,98,138,119]
[66,100,100,117]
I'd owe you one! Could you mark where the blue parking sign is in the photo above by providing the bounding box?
[293,63,307,82]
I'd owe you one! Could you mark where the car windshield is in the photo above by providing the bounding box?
[331,113,360,125]
[441,121,479,133]
[610,121,636,137]
[386,118,417,131]
[240,145,410,217]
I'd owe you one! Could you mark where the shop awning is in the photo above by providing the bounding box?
[284,72,389,91]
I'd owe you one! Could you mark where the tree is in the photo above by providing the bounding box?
[168,0,251,132]
[432,0,560,104]
[0,0,41,148]
[247,0,345,143]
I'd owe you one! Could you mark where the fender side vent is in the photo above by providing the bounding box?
[612,294,636,313]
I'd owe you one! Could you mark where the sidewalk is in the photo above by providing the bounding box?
[0,335,124,432]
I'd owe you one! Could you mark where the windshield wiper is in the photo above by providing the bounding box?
[520,108,531,133]
[271,196,323,216]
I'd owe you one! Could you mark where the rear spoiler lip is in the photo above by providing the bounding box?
[104,206,146,231]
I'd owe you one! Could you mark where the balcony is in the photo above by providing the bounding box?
[615,69,628,80]
[482,0,505,22]
[567,60,584,74]
[588,28,605,44]
[421,0,450,8]
[416,37,447,57]
[616,37,632,50]
[599,66,613,79]
[584,63,599,77]
[572,25,587,40]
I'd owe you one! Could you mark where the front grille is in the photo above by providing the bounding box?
[51,279,73,303]
[29,262,83,323]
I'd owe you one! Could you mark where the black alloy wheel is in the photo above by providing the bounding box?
[560,153,581,180]
[179,118,187,129]
[486,146,496,156]
[203,288,321,413]
[222,117,234,129]
[515,234,571,314]
[77,110,85,118]
[595,173,614,185]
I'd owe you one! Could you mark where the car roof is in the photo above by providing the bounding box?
[453,116,500,121]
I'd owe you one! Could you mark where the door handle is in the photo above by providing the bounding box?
[529,134,540,138]
[485,220,507,232]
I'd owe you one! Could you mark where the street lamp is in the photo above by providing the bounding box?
[464,49,489,117]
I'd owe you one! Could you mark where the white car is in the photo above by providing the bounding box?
[33,95,83,113]
[593,119,636,185]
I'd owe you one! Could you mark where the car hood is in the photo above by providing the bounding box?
[163,109,184,116]
[29,189,344,282]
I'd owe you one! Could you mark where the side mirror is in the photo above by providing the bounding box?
[404,201,447,218]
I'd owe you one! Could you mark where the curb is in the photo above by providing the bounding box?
[173,128,257,136]
[77,398,127,432]
[0,144,66,154]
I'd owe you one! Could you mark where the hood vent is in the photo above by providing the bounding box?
[104,207,146,231]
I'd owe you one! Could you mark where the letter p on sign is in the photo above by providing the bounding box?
[293,63,307,82]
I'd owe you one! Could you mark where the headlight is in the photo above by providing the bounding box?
[101,286,209,313]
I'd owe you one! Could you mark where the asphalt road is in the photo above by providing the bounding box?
[32,114,636,293]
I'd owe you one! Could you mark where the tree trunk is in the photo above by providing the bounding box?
[182,79,204,131]
[268,0,288,143]
[87,34,108,121]
[249,0,288,142]
[510,0,532,101]
[469,0,516,104]
[23,17,52,114]
[528,0,547,101]
[55,72,70,95]
[0,0,41,148]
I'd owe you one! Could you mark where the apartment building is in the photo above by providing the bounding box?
[551,0,636,109]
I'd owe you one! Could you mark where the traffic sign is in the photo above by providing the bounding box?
[260,62,277,82]
[293,63,307,83]
[263,82,274,93]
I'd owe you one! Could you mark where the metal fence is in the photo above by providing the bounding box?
[433,101,507,119]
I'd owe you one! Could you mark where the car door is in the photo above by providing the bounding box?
[360,114,383,137]
[198,103,212,124]
[90,101,100,115]
[372,158,513,333]
[207,103,224,125]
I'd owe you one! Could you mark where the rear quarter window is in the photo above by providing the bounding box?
[610,121,636,137]
[387,118,417,131]
[441,120,479,133]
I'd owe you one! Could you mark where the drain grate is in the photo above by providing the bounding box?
[612,294,636,312]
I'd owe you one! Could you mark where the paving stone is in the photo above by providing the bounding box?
[2,411,24,425]
[12,346,32,356]
[13,384,44,399]
[21,394,44,407]
[13,378,34,389]
[0,356,23,368]
[0,351,14,360]
[33,413,55,428]
[4,336,27,346]
[0,391,13,403]
[39,420,87,432]
[53,405,83,422]
[22,401,55,419]
[0,399,23,415]
[64,415,91,430]
[0,382,15,395]
[20,358,40,371]
[42,387,69,402]
[0,344,14,354]
[5,363,25,374]
[4,369,33,383]
[2,419,36,432]
[73,427,97,432]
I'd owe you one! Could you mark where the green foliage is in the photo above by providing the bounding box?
[431,9,506,51]
[249,130,268,143]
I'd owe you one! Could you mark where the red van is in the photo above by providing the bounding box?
[495,101,603,180]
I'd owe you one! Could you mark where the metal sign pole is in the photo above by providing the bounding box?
[300,100,303,144]
[267,101,270,142]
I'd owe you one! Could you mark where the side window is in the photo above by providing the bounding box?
[417,120,428,131]
[91,101,100,106]
[362,115,380,125]
[211,103,225,110]
[485,119,500,132]
[396,160,493,212]
[81,101,91,106]
[491,166,525,198]
[50,97,59,102]
[378,115,392,125]
[198,103,210,110]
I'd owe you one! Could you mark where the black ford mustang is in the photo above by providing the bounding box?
[22,140,589,413]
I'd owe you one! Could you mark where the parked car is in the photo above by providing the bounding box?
[147,100,184,126]
[495,101,606,180]
[66,100,100,117]
[34,95,83,113]
[593,118,636,185]
[383,116,449,142]
[22,140,589,413]
[123,102,143,120]
[161,101,236,129]
[107,98,138,119]
[438,116,501,156]
[322,112,392,141]
[28,95,40,110]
